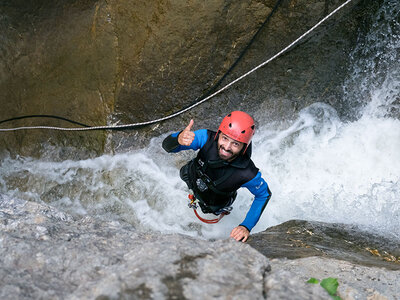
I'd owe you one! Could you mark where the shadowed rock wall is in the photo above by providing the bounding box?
[0,0,380,159]
[0,0,115,159]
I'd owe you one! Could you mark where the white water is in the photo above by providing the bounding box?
[1,1,399,239]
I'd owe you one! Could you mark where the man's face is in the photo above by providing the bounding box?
[217,133,244,161]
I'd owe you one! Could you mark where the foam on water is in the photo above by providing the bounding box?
[251,102,400,237]
[1,99,398,240]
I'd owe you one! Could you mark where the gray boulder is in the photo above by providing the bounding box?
[0,196,330,299]
[2,196,399,299]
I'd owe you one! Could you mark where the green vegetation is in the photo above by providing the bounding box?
[307,277,342,300]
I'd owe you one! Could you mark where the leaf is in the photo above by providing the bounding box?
[320,277,339,295]
[307,278,320,284]
[331,296,342,300]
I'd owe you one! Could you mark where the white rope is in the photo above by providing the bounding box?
[0,0,353,132]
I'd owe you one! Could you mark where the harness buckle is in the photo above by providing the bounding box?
[197,158,205,167]
[196,178,208,192]
[215,205,233,215]
[188,191,198,209]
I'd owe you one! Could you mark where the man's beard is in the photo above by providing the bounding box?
[218,145,236,161]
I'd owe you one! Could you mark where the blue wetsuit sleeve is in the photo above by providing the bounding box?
[168,129,209,152]
[239,172,271,232]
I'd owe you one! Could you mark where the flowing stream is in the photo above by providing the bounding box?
[0,0,399,240]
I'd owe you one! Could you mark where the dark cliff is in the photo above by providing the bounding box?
[0,0,381,159]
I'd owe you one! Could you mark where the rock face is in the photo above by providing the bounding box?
[248,219,400,270]
[1,196,399,299]
[269,257,400,300]
[250,220,400,299]
[0,196,326,299]
[0,0,382,159]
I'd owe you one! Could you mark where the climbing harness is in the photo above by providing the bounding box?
[188,192,230,224]
[0,0,354,132]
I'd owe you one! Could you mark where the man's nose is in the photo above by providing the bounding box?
[225,142,233,150]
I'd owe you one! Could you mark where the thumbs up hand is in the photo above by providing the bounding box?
[178,119,195,146]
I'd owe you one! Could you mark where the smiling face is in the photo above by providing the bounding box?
[217,133,244,161]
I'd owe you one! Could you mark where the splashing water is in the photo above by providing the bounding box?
[252,0,400,237]
[0,0,399,239]
[252,102,400,237]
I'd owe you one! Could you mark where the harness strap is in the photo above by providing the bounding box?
[195,158,236,195]
[193,209,225,224]
[188,193,228,224]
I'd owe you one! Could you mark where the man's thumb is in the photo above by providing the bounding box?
[185,119,194,131]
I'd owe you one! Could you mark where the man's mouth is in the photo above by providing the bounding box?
[219,146,232,157]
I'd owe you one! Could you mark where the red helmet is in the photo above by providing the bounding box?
[217,111,255,145]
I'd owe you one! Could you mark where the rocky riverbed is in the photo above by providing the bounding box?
[1,195,399,299]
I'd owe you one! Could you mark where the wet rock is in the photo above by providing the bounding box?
[250,220,400,299]
[265,270,330,300]
[1,196,399,299]
[269,257,400,300]
[248,219,400,271]
[0,196,272,299]
[0,0,383,159]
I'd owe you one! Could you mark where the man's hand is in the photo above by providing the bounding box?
[230,226,250,242]
[178,119,195,146]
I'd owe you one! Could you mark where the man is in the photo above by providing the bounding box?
[162,111,271,242]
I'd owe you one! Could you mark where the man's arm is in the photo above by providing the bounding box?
[230,172,271,242]
[162,120,208,152]
[162,119,194,152]
[162,132,181,152]
[240,172,271,230]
